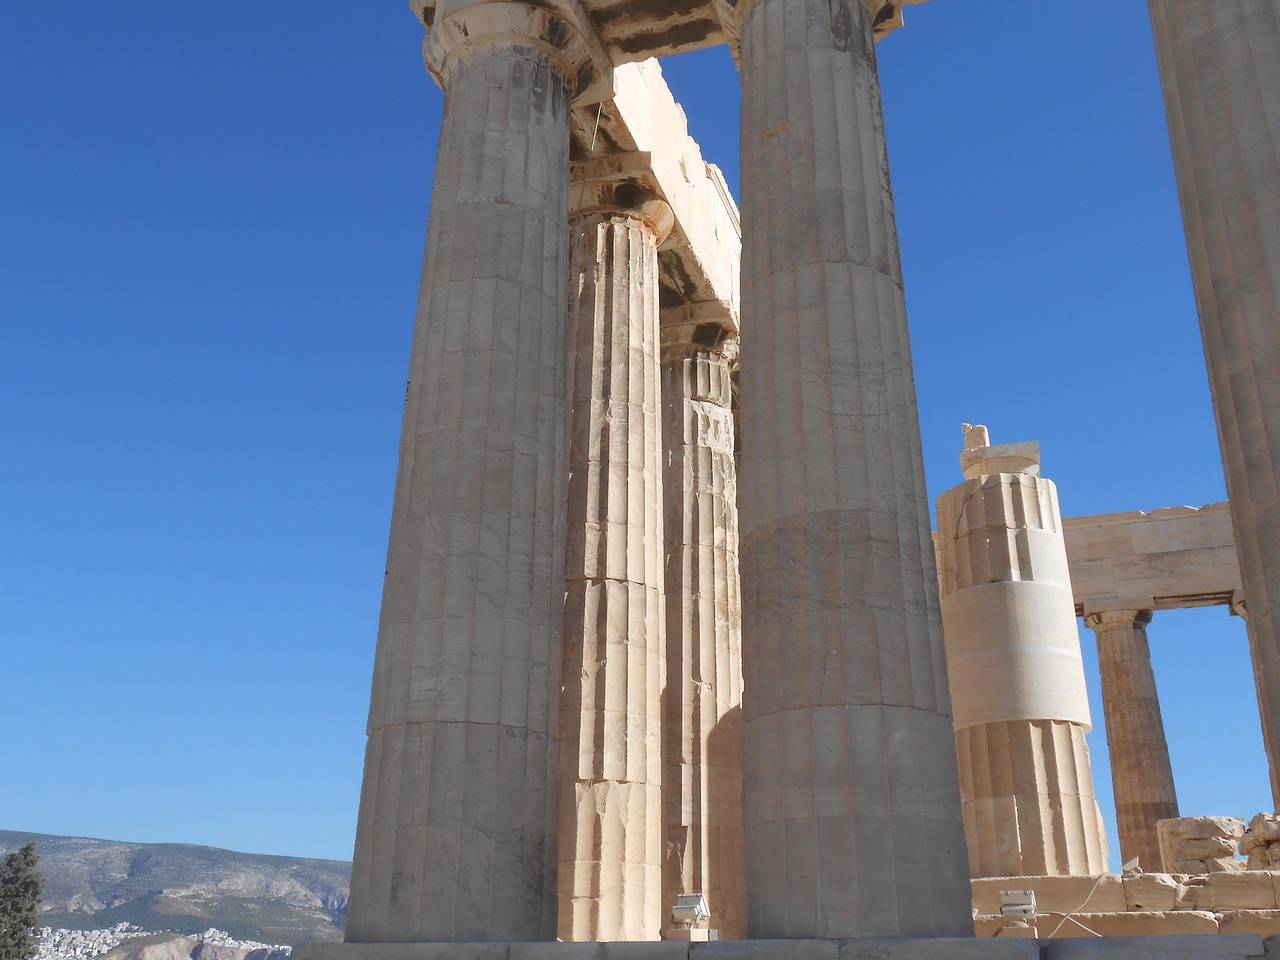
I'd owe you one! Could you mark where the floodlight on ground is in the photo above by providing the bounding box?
[671,893,711,927]
[999,890,1036,920]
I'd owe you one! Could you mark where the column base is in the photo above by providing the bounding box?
[294,936,1266,960]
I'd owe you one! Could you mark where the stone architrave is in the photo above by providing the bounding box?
[557,174,673,942]
[1147,0,1280,804]
[731,0,973,938]
[344,3,597,943]
[660,313,747,940]
[1085,605,1180,872]
[936,428,1110,878]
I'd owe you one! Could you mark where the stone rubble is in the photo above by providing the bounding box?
[1159,817,1248,874]
[1241,814,1280,870]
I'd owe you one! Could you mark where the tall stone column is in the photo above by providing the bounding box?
[557,176,672,942]
[344,3,595,943]
[732,0,973,938]
[1147,0,1280,804]
[937,427,1109,879]
[1085,605,1180,871]
[660,315,747,940]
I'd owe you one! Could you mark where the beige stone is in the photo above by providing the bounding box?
[1085,607,1179,872]
[1064,504,1241,614]
[661,324,747,941]
[733,0,970,939]
[1206,873,1280,911]
[1045,911,1221,937]
[938,430,1107,878]
[971,874,1128,917]
[1161,819,1248,875]
[556,176,672,943]
[1148,0,1280,807]
[1223,912,1280,937]
[345,5,598,943]
[1243,816,1280,871]
[1123,873,1183,912]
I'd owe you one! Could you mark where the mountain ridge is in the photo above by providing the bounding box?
[0,830,350,946]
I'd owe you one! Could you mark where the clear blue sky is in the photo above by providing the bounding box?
[1,2,1268,870]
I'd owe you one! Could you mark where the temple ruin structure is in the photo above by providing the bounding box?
[935,427,1109,879]
[298,0,1280,956]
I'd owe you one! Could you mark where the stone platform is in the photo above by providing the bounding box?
[295,937,1274,960]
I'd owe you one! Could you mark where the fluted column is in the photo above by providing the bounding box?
[937,429,1109,878]
[1085,606,1179,871]
[344,3,595,943]
[1148,0,1280,803]
[733,0,972,938]
[557,178,673,942]
[660,318,747,940]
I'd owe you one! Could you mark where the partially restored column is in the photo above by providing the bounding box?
[1147,0,1280,803]
[937,426,1109,878]
[1085,605,1180,871]
[345,3,594,943]
[557,175,672,942]
[733,0,973,938]
[660,311,747,940]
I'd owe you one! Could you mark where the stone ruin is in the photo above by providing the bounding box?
[1243,815,1280,872]
[289,0,1280,957]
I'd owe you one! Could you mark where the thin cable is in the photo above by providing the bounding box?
[1045,873,1108,938]
[575,102,604,221]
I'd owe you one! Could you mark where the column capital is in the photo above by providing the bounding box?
[1085,606,1155,630]
[660,302,739,364]
[715,0,907,42]
[416,1,612,104]
[570,169,674,243]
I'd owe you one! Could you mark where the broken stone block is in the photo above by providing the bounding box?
[1122,872,1181,911]
[1221,910,1280,937]
[1206,871,1280,910]
[1159,817,1247,873]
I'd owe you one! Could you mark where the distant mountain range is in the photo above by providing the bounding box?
[0,831,349,946]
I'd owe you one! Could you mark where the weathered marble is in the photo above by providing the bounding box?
[733,0,971,938]
[345,4,595,942]
[1064,504,1240,614]
[937,429,1108,878]
[660,321,747,940]
[558,176,672,942]
[1148,0,1280,804]
[1086,607,1180,872]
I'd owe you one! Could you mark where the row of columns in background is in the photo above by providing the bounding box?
[346,0,973,944]
[558,182,746,941]
[343,0,1280,946]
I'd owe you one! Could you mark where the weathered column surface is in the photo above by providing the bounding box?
[937,427,1109,879]
[558,177,672,942]
[734,0,973,938]
[345,3,593,943]
[1148,0,1280,803]
[1085,605,1179,871]
[660,315,747,940]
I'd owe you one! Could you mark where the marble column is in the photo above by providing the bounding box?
[1147,0,1280,804]
[1085,606,1180,872]
[660,316,747,940]
[344,3,594,944]
[557,177,672,942]
[937,429,1109,879]
[733,0,973,938]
